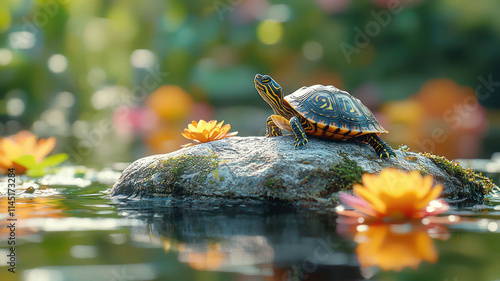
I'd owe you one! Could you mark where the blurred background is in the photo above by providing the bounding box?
[1,0,499,166]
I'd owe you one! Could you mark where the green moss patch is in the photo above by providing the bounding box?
[145,154,220,196]
[325,156,364,193]
[300,156,364,197]
[264,175,287,200]
[421,152,495,198]
[265,176,285,190]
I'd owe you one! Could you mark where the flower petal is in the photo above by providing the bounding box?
[415,184,443,210]
[207,120,218,132]
[181,143,196,148]
[33,137,56,162]
[202,129,210,139]
[198,120,208,130]
[213,125,230,140]
[339,192,378,217]
[181,132,194,140]
[354,184,387,215]
[190,131,208,142]
[209,128,221,140]
[0,139,24,163]
[188,124,197,131]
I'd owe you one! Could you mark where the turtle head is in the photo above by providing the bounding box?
[254,74,284,106]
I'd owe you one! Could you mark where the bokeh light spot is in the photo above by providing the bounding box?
[0,49,13,66]
[91,86,130,110]
[265,4,292,22]
[257,20,284,45]
[487,222,498,232]
[70,245,98,259]
[72,120,90,139]
[303,41,323,60]
[23,268,64,281]
[6,98,25,117]
[56,92,76,108]
[356,225,369,232]
[48,54,68,73]
[130,49,157,69]
[8,31,35,49]
[42,109,65,127]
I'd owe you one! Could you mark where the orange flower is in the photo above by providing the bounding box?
[0,131,56,174]
[146,85,193,121]
[181,120,238,147]
[353,224,443,271]
[337,168,449,221]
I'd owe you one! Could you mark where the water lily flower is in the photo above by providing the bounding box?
[181,120,238,147]
[337,168,449,222]
[0,131,56,174]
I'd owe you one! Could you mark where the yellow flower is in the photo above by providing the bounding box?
[181,120,238,147]
[0,131,56,174]
[354,224,442,271]
[337,168,449,221]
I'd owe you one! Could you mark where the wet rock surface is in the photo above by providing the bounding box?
[110,136,495,205]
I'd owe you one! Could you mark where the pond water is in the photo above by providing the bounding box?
[1,168,500,281]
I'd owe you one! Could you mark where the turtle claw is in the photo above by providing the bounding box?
[379,150,397,159]
[294,138,308,149]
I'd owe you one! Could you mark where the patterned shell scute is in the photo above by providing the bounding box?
[285,84,386,133]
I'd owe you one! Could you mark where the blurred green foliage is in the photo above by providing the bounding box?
[1,0,500,161]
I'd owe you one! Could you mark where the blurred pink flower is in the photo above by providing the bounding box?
[113,106,158,136]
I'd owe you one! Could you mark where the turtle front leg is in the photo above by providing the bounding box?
[290,116,308,149]
[357,133,396,159]
[266,116,283,137]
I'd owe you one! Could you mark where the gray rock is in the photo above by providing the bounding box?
[110,136,494,205]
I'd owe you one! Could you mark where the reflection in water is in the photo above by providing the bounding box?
[1,181,500,280]
[182,242,227,271]
[339,223,448,272]
[116,199,367,280]
[0,197,64,238]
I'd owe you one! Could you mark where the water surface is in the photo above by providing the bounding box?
[1,171,500,281]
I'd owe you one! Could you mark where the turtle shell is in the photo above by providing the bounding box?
[285,84,387,139]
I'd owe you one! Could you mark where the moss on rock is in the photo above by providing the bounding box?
[111,137,496,204]
[299,155,364,197]
[264,176,286,199]
[325,156,364,194]
[145,154,220,196]
[421,152,494,201]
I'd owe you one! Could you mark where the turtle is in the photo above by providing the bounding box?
[254,74,396,158]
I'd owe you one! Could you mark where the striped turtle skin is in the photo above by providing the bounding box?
[254,74,396,158]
